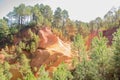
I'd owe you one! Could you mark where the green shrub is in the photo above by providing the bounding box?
[53,63,73,80]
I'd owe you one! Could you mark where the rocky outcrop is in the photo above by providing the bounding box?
[0,26,72,78]
[38,27,58,49]
[31,49,50,69]
[103,27,118,45]
[86,27,119,50]
[31,27,72,75]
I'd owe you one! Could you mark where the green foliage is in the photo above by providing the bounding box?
[43,5,53,22]
[37,66,51,80]
[32,32,39,47]
[73,33,113,80]
[112,28,120,78]
[73,60,99,80]
[28,20,36,27]
[32,4,44,25]
[72,57,79,68]
[26,44,30,51]
[19,54,31,75]
[53,63,73,80]
[0,62,12,80]
[25,72,36,80]
[65,19,77,39]
[73,34,98,80]
[27,29,39,53]
[74,34,82,49]
[14,3,32,26]
[9,26,18,34]
[0,66,6,80]
[19,41,26,49]
[89,17,102,31]
[74,34,86,56]
[17,29,40,54]
[16,46,22,54]
[62,10,69,20]
[30,42,36,53]
[91,33,109,63]
[91,33,112,80]
[17,54,36,80]
[44,18,52,27]
[75,21,89,37]
[2,3,120,80]
[53,7,62,28]
[0,19,9,39]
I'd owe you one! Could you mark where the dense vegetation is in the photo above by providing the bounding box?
[0,3,120,80]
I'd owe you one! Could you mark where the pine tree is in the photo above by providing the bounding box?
[37,65,51,80]
[90,33,112,80]
[73,60,99,80]
[19,41,25,49]
[73,34,98,80]
[0,63,6,80]
[18,54,35,80]
[112,28,120,79]
[30,42,36,53]
[0,19,9,39]
[53,63,73,80]
[25,72,36,80]
[0,62,12,80]
[73,34,86,60]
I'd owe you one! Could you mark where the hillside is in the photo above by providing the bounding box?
[0,26,73,80]
[0,25,119,80]
[0,3,120,80]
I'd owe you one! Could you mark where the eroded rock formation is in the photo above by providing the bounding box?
[30,27,72,76]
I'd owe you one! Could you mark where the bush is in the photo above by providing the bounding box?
[90,33,112,80]
[0,62,12,80]
[112,28,120,79]
[37,65,51,80]
[53,63,73,80]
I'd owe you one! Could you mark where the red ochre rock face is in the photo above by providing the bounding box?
[11,26,72,75]
[38,27,58,49]
[85,27,118,50]
[103,27,118,45]
[38,27,72,56]
[30,27,72,76]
